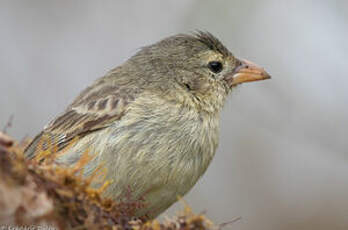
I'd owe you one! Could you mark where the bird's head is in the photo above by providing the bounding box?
[129,31,271,113]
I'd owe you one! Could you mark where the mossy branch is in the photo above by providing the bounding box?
[0,132,216,230]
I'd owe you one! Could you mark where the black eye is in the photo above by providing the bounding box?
[208,61,223,73]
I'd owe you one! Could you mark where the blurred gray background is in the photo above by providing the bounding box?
[1,1,348,229]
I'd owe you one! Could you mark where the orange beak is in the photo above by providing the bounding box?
[225,59,271,87]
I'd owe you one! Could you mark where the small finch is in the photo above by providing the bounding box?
[25,31,271,218]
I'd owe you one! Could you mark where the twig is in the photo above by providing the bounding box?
[218,216,242,229]
[3,114,14,133]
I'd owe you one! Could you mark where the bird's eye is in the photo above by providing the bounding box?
[208,61,223,73]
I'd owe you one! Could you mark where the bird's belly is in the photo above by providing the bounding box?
[64,108,219,218]
[125,148,212,218]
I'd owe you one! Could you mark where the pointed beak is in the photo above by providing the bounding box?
[225,58,271,87]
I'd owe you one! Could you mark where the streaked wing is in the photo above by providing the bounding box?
[25,75,138,159]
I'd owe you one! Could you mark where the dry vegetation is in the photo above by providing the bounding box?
[0,131,217,230]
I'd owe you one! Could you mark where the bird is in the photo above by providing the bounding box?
[25,31,270,219]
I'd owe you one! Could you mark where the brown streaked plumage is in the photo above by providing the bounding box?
[25,31,270,218]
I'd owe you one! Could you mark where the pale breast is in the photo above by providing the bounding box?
[105,96,220,217]
[56,93,221,218]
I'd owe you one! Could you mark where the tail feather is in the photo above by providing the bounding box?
[24,131,44,159]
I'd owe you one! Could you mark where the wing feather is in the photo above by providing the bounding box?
[25,74,139,159]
